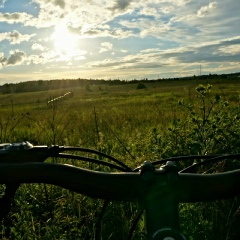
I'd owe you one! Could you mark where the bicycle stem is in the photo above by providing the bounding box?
[140,161,186,240]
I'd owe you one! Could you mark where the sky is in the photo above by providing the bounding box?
[0,0,240,84]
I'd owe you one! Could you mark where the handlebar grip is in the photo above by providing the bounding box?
[0,141,49,163]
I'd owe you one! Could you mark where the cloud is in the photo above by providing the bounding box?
[0,12,33,24]
[33,0,65,9]
[0,30,36,44]
[54,0,65,9]
[0,0,7,8]
[160,6,175,14]
[139,7,158,17]
[27,48,87,65]
[171,2,218,24]
[29,0,136,30]
[31,43,46,51]
[88,52,167,71]
[119,18,171,38]
[81,28,133,39]
[176,0,191,6]
[27,50,58,65]
[0,50,26,66]
[85,35,240,76]
[0,52,7,65]
[99,42,113,53]
[109,0,133,12]
[197,2,217,18]
[218,45,240,56]
[30,0,111,29]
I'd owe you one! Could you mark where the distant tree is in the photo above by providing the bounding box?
[2,84,13,94]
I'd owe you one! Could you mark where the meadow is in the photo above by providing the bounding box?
[0,77,240,239]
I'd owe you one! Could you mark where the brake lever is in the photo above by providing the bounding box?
[0,141,62,163]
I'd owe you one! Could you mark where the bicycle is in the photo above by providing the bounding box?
[0,141,240,239]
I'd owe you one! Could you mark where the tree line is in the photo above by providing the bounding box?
[0,72,239,94]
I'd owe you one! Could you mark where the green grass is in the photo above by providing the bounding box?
[0,78,240,239]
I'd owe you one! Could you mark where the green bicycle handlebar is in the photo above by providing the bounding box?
[0,162,240,203]
[1,161,240,240]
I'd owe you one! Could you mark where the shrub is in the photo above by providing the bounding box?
[136,83,147,90]
[165,84,240,156]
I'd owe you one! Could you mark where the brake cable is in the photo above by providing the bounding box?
[180,154,240,173]
[57,146,132,171]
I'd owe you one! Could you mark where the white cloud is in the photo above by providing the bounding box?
[33,0,66,9]
[99,42,113,53]
[160,6,175,14]
[139,7,158,16]
[0,0,7,8]
[27,48,87,65]
[0,30,35,44]
[31,43,46,51]
[218,45,240,56]
[176,0,191,6]
[120,18,171,38]
[197,2,217,18]
[0,12,33,24]
[30,0,131,29]
[28,50,58,65]
[81,27,133,39]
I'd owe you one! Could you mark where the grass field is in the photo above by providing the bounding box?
[0,77,240,239]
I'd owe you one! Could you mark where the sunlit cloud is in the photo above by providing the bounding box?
[99,42,113,53]
[31,43,46,51]
[0,30,35,44]
[0,11,33,24]
[1,50,26,66]
[197,2,217,18]
[218,45,240,56]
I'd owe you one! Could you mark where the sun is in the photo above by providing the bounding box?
[51,22,78,58]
